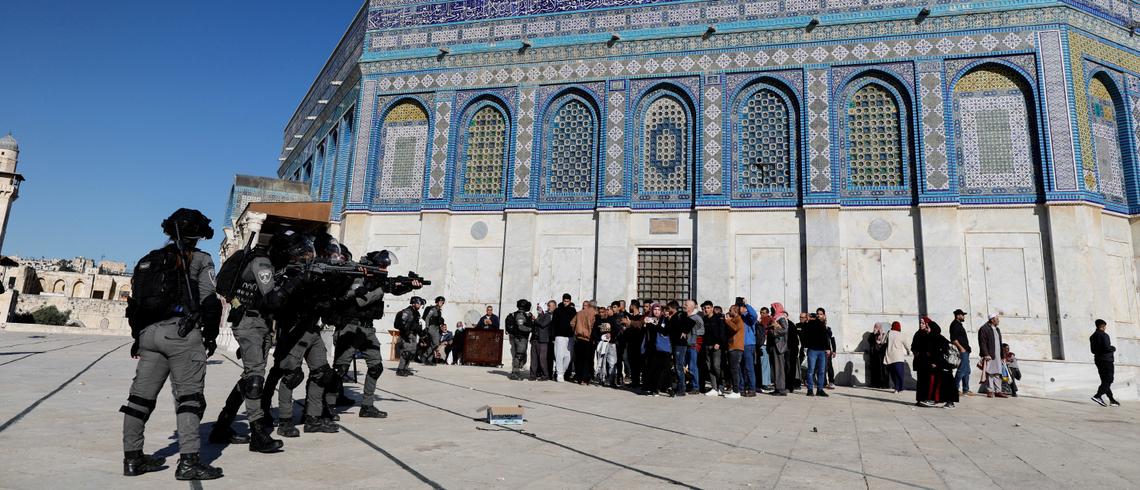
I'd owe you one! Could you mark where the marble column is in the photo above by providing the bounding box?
[596,209,632,302]
[1045,203,1112,361]
[696,209,731,305]
[918,206,968,319]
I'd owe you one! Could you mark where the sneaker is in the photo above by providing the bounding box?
[806,390,816,397]
[826,384,837,390]
[918,400,935,407]
[1091,396,1107,407]
[725,392,742,399]
[943,402,957,409]
[963,391,976,397]
[816,389,829,397]
[704,389,719,397]
[1110,400,1121,407]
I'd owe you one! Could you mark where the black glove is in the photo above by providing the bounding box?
[203,339,217,357]
[130,339,140,358]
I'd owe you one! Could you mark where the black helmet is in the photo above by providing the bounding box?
[269,230,315,267]
[339,244,353,262]
[313,232,345,263]
[410,296,426,306]
[516,299,531,311]
[363,250,394,268]
[162,208,214,240]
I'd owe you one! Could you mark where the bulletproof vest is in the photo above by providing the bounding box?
[513,311,526,334]
[232,274,262,310]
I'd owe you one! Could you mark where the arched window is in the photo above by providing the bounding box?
[542,96,597,202]
[952,66,1035,194]
[377,101,429,201]
[846,83,904,188]
[736,85,796,197]
[52,279,65,294]
[1088,75,1128,204]
[459,104,509,199]
[637,91,692,198]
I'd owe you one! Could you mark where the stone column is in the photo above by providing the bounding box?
[596,209,632,302]
[804,206,844,339]
[501,210,538,306]
[695,209,731,305]
[1045,203,1111,361]
[918,206,968,319]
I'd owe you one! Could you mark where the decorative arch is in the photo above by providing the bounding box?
[375,98,431,203]
[72,281,86,298]
[634,85,696,203]
[1086,71,1130,205]
[454,97,512,204]
[52,279,66,294]
[951,64,1038,196]
[838,72,913,197]
[539,89,601,204]
[732,78,800,200]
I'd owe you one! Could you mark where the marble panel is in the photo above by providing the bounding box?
[847,249,883,314]
[881,249,918,315]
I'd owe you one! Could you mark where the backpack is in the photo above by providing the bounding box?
[126,246,189,331]
[214,249,248,301]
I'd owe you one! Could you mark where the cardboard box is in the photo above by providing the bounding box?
[486,406,525,425]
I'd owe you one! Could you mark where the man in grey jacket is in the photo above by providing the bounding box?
[977,313,1006,398]
[530,300,555,380]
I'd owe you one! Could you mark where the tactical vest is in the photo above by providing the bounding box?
[232,275,262,310]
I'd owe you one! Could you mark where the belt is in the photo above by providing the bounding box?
[244,310,261,318]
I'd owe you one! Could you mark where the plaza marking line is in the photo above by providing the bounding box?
[376,386,701,489]
[0,338,111,367]
[0,341,130,434]
[413,374,933,489]
[0,338,60,349]
[339,425,446,489]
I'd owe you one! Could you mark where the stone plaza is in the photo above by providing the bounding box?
[1,330,1137,489]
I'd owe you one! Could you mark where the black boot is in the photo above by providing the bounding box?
[174,453,223,481]
[303,415,339,433]
[207,423,250,445]
[359,405,388,418]
[276,423,300,438]
[123,451,166,477]
[248,419,285,453]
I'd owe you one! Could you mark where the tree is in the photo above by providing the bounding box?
[30,305,70,326]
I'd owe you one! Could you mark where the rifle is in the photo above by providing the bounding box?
[173,223,202,338]
[281,261,432,290]
[223,232,257,326]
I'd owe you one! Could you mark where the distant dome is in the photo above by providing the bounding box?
[0,133,17,151]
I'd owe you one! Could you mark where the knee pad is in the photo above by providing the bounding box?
[367,364,384,380]
[310,365,336,388]
[119,395,157,422]
[175,393,206,419]
[282,368,305,389]
[239,375,265,399]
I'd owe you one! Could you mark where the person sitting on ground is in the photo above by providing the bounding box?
[1001,343,1020,397]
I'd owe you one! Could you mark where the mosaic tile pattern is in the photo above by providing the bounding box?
[807,70,832,192]
[640,94,690,194]
[429,94,452,199]
[460,105,509,196]
[377,102,429,201]
[919,65,949,190]
[605,89,626,196]
[1088,76,1127,203]
[543,98,597,196]
[953,68,1035,194]
[514,88,536,198]
[737,87,793,192]
[846,84,903,188]
[1040,30,1079,192]
[703,83,724,194]
[349,80,378,203]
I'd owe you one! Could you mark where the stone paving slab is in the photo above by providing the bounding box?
[0,331,1138,489]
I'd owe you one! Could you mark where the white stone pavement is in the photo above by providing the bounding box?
[1,330,1138,489]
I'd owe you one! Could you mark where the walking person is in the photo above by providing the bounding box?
[883,321,911,393]
[1090,319,1120,407]
[977,312,1007,398]
[923,321,959,409]
[948,309,973,396]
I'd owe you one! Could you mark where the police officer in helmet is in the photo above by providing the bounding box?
[395,296,427,376]
[120,208,224,480]
[506,299,535,380]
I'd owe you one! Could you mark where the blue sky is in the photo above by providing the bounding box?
[0,0,364,265]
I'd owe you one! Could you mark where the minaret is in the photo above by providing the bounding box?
[0,133,25,254]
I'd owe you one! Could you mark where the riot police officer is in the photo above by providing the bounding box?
[332,250,421,417]
[395,297,426,376]
[120,208,224,480]
[207,240,285,453]
[419,296,446,364]
[506,299,535,380]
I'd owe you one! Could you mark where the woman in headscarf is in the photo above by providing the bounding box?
[925,321,959,408]
[867,323,889,388]
[912,317,934,406]
[883,321,911,393]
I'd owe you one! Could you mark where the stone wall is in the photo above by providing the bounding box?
[9,292,129,331]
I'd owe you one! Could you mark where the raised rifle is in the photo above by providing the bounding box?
[223,232,258,326]
[173,223,202,338]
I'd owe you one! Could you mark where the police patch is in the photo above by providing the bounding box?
[257,269,272,284]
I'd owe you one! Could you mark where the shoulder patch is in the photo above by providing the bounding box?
[257,269,272,285]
